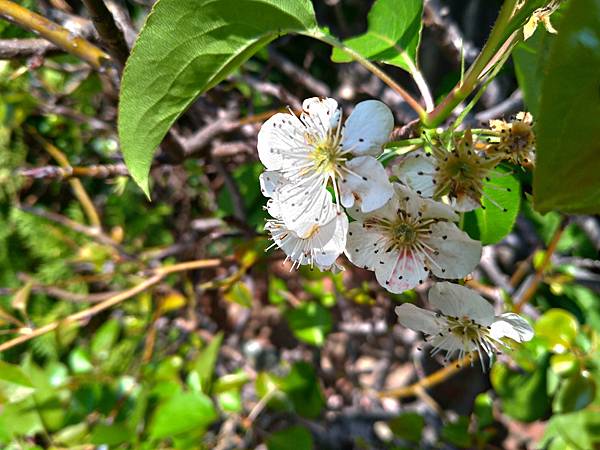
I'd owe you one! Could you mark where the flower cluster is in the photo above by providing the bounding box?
[257,96,534,367]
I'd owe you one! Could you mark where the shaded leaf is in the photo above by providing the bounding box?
[533,0,600,213]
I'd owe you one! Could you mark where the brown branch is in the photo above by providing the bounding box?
[0,0,109,69]
[81,0,129,67]
[0,38,58,58]
[378,354,474,399]
[19,163,128,180]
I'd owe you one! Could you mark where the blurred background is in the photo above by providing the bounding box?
[0,0,599,449]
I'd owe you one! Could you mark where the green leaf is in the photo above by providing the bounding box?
[0,360,34,404]
[553,373,596,414]
[279,362,325,419]
[285,302,332,346]
[331,0,423,73]
[541,410,600,449]
[118,0,317,196]
[462,168,520,245]
[388,412,424,443]
[149,391,217,439]
[491,359,551,422]
[441,416,471,448]
[267,425,314,450]
[473,392,494,429]
[91,423,132,446]
[533,0,600,213]
[550,354,579,378]
[190,332,223,393]
[535,309,579,353]
[512,23,558,116]
[90,318,120,361]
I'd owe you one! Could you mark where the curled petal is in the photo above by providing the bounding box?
[314,214,348,269]
[276,175,337,239]
[491,313,534,343]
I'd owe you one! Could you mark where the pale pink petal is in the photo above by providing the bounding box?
[375,247,428,293]
[345,222,386,271]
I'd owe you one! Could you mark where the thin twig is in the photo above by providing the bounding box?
[0,0,109,69]
[19,163,128,180]
[81,0,129,67]
[378,354,474,399]
[0,38,58,58]
[0,258,222,353]
[27,128,102,228]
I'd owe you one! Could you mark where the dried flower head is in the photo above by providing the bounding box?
[487,112,536,166]
[394,130,501,212]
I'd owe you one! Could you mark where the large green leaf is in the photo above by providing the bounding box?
[462,169,520,245]
[118,0,318,195]
[331,0,423,73]
[533,0,600,213]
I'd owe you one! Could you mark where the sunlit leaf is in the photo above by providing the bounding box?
[118,0,318,195]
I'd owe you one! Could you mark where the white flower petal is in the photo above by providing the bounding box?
[451,193,481,212]
[301,97,340,136]
[342,100,394,156]
[375,248,428,293]
[315,213,348,269]
[419,196,459,222]
[257,112,308,170]
[428,282,495,326]
[345,222,385,271]
[491,313,534,343]
[425,222,482,279]
[266,198,281,218]
[340,156,394,212]
[394,152,437,197]
[395,303,440,335]
[259,171,286,198]
[276,175,337,239]
[346,186,400,222]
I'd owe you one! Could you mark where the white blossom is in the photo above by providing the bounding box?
[258,97,394,238]
[346,184,481,293]
[395,282,534,369]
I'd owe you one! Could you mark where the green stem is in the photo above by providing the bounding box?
[423,0,519,128]
[306,30,427,121]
